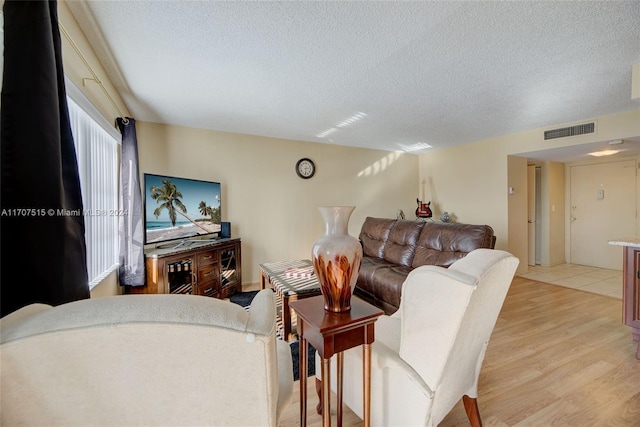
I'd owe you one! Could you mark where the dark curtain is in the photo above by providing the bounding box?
[1,0,89,316]
[117,117,145,286]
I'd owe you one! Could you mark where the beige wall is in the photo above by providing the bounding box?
[419,137,511,245]
[419,109,640,274]
[137,122,419,285]
[539,161,565,266]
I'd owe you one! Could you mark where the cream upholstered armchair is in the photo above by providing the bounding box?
[316,248,519,426]
[1,289,293,426]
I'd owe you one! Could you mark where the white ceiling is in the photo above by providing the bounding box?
[67,1,640,159]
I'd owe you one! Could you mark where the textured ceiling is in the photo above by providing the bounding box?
[67,1,640,157]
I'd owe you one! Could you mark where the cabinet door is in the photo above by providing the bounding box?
[623,247,640,339]
[220,246,240,288]
[165,256,195,294]
[636,250,640,329]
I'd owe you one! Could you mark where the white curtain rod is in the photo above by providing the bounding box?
[59,22,128,122]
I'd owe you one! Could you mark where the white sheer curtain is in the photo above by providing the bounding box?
[67,96,119,288]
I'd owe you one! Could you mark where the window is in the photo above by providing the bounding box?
[67,94,120,289]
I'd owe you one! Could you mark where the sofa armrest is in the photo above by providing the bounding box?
[0,304,52,331]
[246,289,277,336]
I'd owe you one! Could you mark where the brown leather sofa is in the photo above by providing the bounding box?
[355,217,496,314]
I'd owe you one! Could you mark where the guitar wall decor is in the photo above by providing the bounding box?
[415,198,433,219]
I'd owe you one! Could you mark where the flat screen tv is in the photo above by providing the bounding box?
[144,173,221,245]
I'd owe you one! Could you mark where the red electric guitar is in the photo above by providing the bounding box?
[415,198,432,219]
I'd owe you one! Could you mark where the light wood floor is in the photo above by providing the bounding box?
[278,277,640,426]
[518,263,623,299]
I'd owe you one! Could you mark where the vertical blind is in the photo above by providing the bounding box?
[67,97,119,288]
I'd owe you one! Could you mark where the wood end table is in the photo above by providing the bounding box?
[290,295,383,427]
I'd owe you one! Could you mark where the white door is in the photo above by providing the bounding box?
[570,160,637,270]
[527,165,536,266]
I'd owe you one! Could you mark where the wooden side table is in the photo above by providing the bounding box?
[290,295,383,427]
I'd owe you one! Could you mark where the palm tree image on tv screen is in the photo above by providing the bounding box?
[144,174,222,245]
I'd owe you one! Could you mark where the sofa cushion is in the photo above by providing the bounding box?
[357,257,395,297]
[369,265,412,313]
[382,220,425,267]
[411,223,495,268]
[359,217,396,258]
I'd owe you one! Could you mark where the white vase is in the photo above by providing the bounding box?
[311,206,363,312]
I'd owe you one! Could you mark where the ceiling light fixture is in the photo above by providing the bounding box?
[588,150,620,157]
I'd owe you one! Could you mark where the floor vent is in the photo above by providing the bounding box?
[544,122,595,140]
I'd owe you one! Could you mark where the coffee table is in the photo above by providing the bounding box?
[259,259,322,341]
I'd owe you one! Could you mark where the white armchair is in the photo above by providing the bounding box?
[315,248,519,426]
[1,289,293,427]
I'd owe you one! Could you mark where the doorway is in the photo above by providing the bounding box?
[527,165,541,266]
[569,160,637,270]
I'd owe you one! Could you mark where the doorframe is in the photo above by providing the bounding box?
[527,164,542,266]
[535,166,542,265]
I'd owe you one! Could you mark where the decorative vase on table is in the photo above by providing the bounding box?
[311,206,363,312]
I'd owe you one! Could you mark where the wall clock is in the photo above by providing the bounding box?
[296,158,316,179]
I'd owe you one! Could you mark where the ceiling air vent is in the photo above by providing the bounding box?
[544,122,595,140]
